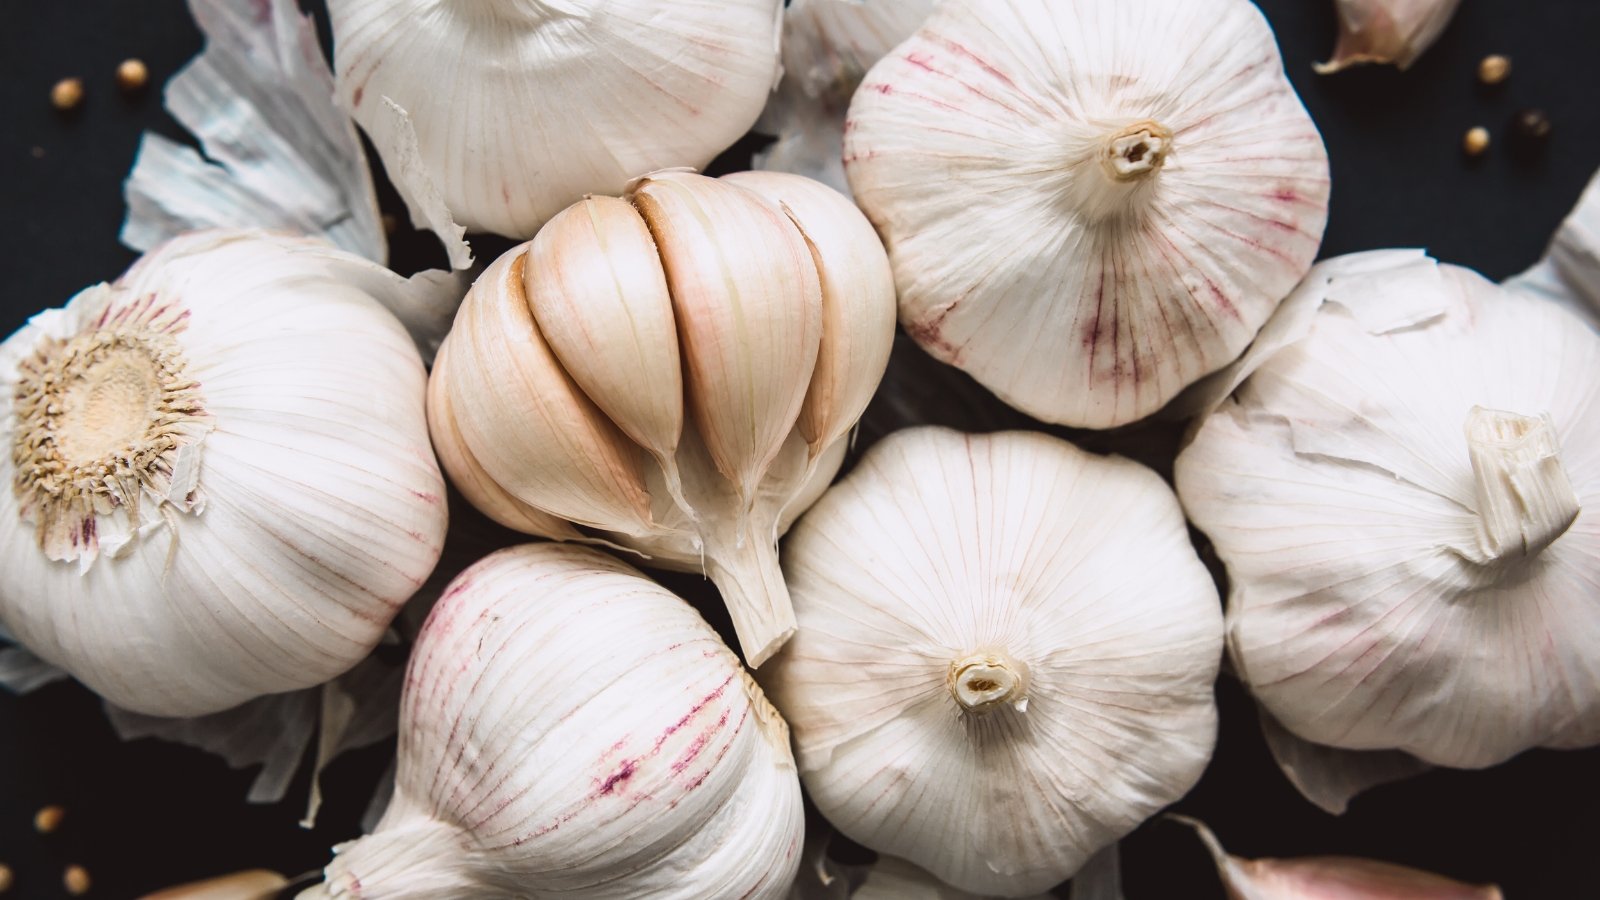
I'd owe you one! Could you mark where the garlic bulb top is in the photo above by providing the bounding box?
[429,170,896,667]
[763,427,1224,897]
[0,230,447,717]
[1177,253,1600,769]
[329,0,784,238]
[844,0,1330,429]
[305,543,803,900]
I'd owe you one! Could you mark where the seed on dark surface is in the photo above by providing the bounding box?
[33,804,65,834]
[63,864,90,896]
[50,78,84,112]
[1508,108,1553,161]
[1477,54,1511,85]
[0,862,13,893]
[1462,126,1490,157]
[116,59,149,94]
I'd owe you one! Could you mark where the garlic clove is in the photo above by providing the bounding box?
[1316,0,1464,74]
[437,245,655,535]
[525,195,690,509]
[1170,816,1502,899]
[720,171,897,461]
[630,171,823,509]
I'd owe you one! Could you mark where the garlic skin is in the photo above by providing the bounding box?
[844,0,1330,429]
[429,170,895,667]
[304,544,803,900]
[329,0,783,239]
[1316,0,1464,74]
[1177,254,1600,768]
[0,230,447,718]
[1507,163,1600,330]
[855,856,1053,900]
[763,427,1223,897]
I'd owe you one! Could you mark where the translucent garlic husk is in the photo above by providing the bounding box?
[428,170,896,667]
[1316,0,1464,74]
[0,229,448,717]
[303,543,803,900]
[1177,253,1600,769]
[763,427,1223,897]
[328,0,783,239]
[844,0,1330,429]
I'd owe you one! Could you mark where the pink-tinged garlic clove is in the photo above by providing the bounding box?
[1316,0,1464,74]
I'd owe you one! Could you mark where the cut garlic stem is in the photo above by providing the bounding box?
[707,525,797,669]
[949,651,1030,714]
[1101,120,1173,183]
[1464,406,1580,564]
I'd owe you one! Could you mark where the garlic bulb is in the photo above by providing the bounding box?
[854,856,1053,900]
[429,169,896,666]
[844,0,1330,429]
[1507,164,1600,330]
[1177,253,1600,768]
[304,543,803,899]
[1316,0,1463,74]
[329,0,784,239]
[763,427,1223,897]
[1171,816,1502,899]
[0,229,447,717]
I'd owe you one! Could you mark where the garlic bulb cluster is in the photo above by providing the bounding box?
[1177,252,1600,769]
[305,543,803,900]
[0,230,447,717]
[1316,0,1463,74]
[329,0,784,238]
[429,169,896,666]
[845,0,1330,429]
[764,427,1223,897]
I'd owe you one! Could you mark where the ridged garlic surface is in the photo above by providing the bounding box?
[429,170,896,667]
[305,544,803,900]
[0,230,447,718]
[329,0,783,238]
[1177,254,1600,769]
[763,427,1223,897]
[844,0,1330,429]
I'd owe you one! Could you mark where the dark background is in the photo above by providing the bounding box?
[3,0,1600,897]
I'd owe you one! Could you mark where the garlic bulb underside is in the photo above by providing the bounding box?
[1177,259,1600,768]
[1316,0,1463,74]
[306,543,803,900]
[763,427,1223,897]
[429,170,896,667]
[844,0,1330,429]
[0,229,447,718]
[329,0,783,238]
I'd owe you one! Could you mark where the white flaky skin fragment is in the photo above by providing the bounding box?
[844,0,1329,429]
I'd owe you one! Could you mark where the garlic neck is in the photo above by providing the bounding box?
[949,651,1029,714]
[1100,120,1172,182]
[1462,406,1580,566]
[1065,119,1173,222]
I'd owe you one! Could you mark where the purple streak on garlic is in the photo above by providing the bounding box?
[844,0,1330,429]
[1316,0,1464,74]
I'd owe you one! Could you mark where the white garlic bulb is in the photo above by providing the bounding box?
[429,170,896,666]
[1316,0,1463,74]
[763,427,1223,897]
[0,230,447,718]
[844,0,1330,429]
[1177,253,1600,769]
[304,543,803,900]
[329,0,784,239]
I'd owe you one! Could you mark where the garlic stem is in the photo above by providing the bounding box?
[1464,406,1580,564]
[1064,119,1175,224]
[948,651,1029,714]
[1100,120,1173,183]
[706,526,797,669]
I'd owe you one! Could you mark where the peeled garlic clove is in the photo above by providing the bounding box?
[305,544,803,899]
[1316,0,1463,74]
[437,245,654,535]
[631,171,824,506]
[1170,816,1502,899]
[0,229,447,717]
[721,171,897,460]
[329,0,783,238]
[763,427,1223,896]
[1178,255,1600,768]
[845,0,1330,429]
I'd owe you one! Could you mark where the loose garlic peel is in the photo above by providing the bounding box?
[844,0,1330,429]
[429,170,896,667]
[1178,257,1600,769]
[763,427,1223,897]
[303,544,802,900]
[0,230,447,717]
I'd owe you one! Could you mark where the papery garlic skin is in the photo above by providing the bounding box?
[845,0,1330,429]
[764,427,1223,897]
[306,544,803,900]
[1178,258,1600,769]
[0,230,447,718]
[429,170,895,667]
[1317,0,1463,74]
[329,0,783,238]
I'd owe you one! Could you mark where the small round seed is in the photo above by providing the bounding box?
[1511,108,1553,144]
[1462,126,1490,157]
[63,864,91,896]
[0,862,13,893]
[116,58,149,93]
[50,78,84,112]
[34,804,65,834]
[1477,54,1511,85]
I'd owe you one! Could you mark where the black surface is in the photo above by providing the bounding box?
[4,0,1600,897]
